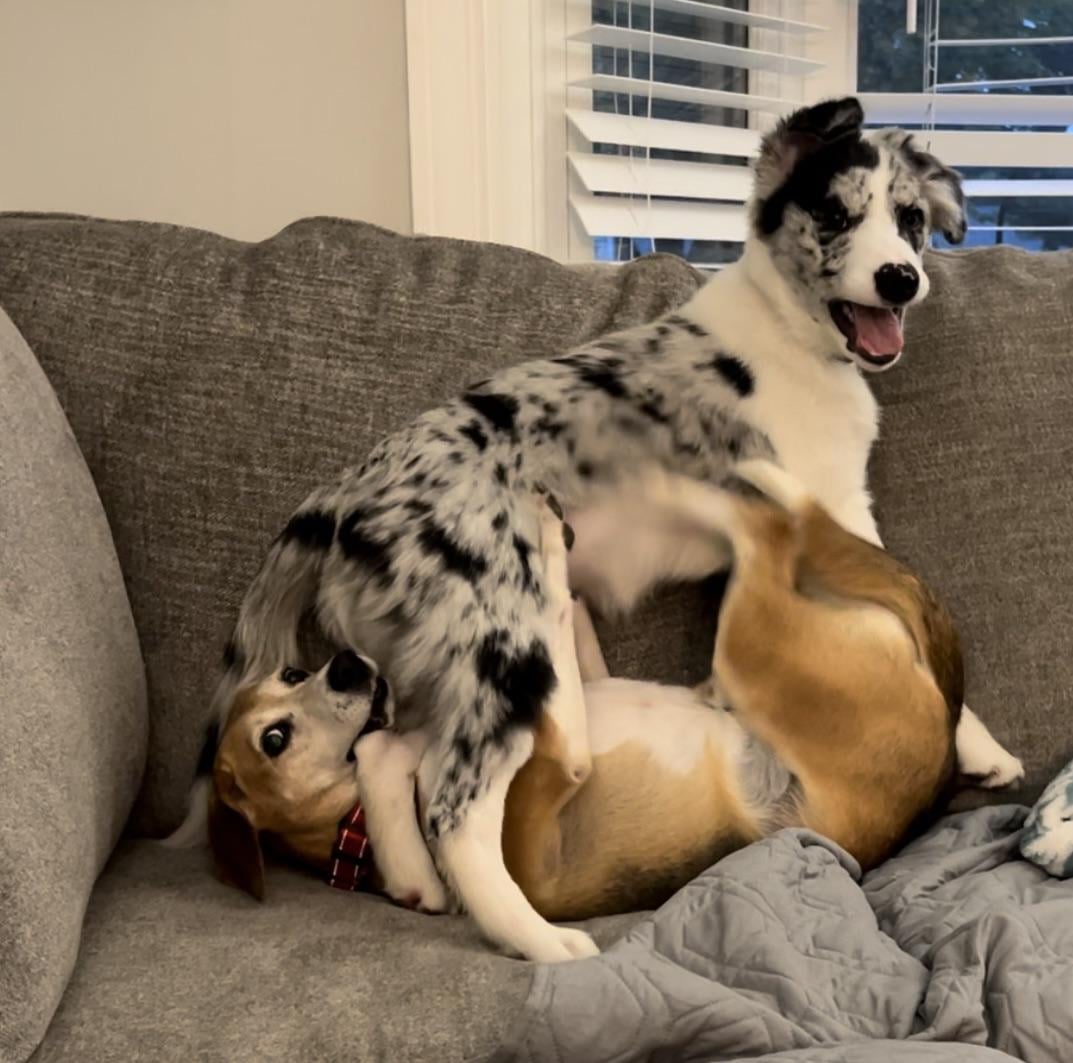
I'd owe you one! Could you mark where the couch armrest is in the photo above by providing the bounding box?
[0,307,146,1062]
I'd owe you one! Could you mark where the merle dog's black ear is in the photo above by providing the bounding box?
[754,97,864,193]
[898,133,967,244]
[784,97,864,144]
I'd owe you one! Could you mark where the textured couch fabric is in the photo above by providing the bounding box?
[30,841,637,1062]
[2,214,1073,1062]
[0,308,147,1063]
[0,213,704,837]
[870,246,1073,800]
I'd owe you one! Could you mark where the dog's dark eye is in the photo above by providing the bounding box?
[813,198,849,233]
[280,667,308,686]
[261,721,292,758]
[898,205,925,231]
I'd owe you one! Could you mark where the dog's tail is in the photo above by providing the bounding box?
[164,510,333,848]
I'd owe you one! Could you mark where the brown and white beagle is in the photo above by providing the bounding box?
[204,461,963,945]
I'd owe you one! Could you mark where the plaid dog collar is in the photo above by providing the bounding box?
[326,801,376,892]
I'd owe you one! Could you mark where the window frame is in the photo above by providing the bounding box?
[404,0,857,260]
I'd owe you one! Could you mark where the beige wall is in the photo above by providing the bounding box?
[0,0,412,240]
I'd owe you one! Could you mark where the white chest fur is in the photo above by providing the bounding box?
[683,264,880,533]
[749,355,878,517]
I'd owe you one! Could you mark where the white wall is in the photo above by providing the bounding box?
[0,0,412,240]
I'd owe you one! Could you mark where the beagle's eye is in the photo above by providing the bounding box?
[280,667,309,686]
[260,722,292,758]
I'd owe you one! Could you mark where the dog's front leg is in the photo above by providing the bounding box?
[537,495,593,782]
[417,504,598,963]
[355,729,449,913]
[426,730,599,963]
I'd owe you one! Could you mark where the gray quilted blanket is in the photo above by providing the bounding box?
[498,806,1073,1062]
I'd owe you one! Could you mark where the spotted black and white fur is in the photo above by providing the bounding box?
[175,98,1022,962]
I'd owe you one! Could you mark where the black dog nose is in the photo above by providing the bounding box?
[327,650,373,694]
[874,263,919,305]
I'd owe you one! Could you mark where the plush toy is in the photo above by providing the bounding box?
[1020,757,1073,878]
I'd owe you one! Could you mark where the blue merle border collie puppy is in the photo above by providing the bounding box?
[176,98,1021,962]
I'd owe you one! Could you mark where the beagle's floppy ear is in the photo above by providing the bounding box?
[208,767,266,901]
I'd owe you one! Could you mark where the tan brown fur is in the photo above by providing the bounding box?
[503,483,960,919]
[208,480,960,926]
[716,498,957,869]
[510,733,759,920]
[208,684,363,897]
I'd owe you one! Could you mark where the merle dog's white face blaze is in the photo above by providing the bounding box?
[752,98,967,373]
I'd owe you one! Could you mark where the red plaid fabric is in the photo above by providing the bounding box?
[326,801,376,892]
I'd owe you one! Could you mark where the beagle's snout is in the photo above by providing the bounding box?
[327,650,373,694]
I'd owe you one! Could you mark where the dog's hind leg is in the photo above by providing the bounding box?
[567,491,733,616]
[535,495,592,784]
[736,459,1024,789]
[572,597,609,682]
[503,509,596,915]
[427,729,599,963]
[956,705,1024,789]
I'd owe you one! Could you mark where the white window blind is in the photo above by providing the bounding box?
[854,2,1073,251]
[566,1,1073,263]
[566,0,832,269]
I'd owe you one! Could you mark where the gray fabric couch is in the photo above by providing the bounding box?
[0,213,1070,1062]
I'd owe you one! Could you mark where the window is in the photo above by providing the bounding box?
[403,1,1072,262]
[858,1,1073,252]
[567,0,833,269]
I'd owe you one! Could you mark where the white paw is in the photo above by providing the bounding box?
[556,926,600,960]
[385,875,450,914]
[522,926,600,963]
[379,851,451,914]
[970,750,1026,790]
[955,705,1024,790]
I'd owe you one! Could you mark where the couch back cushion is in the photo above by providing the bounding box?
[0,215,703,834]
[0,215,1069,831]
[0,306,147,1060]
[872,246,1073,801]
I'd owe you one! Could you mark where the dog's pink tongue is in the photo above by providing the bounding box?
[851,304,903,357]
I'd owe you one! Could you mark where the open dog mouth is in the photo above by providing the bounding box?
[345,676,391,762]
[828,300,905,368]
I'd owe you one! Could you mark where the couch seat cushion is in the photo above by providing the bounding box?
[30,843,638,1062]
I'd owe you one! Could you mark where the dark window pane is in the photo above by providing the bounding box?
[858,0,1073,250]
